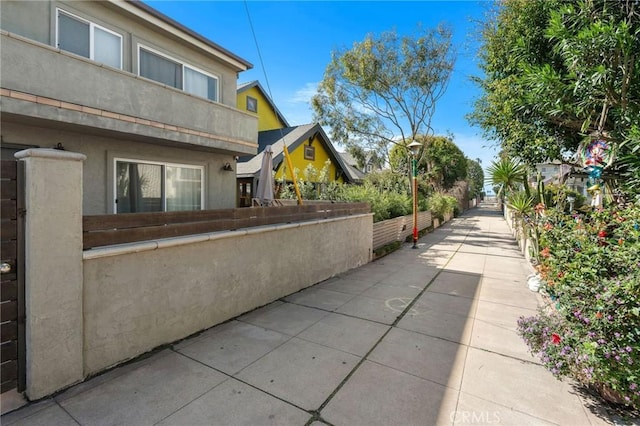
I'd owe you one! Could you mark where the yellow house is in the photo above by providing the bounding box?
[237,81,289,132]
[236,81,360,207]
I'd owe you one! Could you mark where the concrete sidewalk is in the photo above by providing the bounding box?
[2,204,620,425]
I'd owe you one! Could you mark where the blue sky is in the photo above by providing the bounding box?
[147,0,499,170]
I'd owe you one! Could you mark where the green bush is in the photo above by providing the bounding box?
[542,184,586,211]
[426,193,457,220]
[518,205,640,409]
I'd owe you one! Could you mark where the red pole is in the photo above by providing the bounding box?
[412,157,418,249]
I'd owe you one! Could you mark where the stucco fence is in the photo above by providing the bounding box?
[503,205,537,269]
[17,149,372,400]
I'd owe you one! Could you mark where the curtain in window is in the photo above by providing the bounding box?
[58,13,89,58]
[94,27,121,69]
[184,68,209,100]
[139,49,182,89]
[165,166,202,211]
[116,162,162,213]
[184,68,217,101]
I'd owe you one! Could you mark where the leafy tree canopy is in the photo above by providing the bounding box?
[467,158,485,198]
[312,25,455,170]
[389,135,468,192]
[470,0,640,167]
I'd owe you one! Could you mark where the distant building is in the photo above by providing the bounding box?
[235,81,359,206]
[533,161,589,200]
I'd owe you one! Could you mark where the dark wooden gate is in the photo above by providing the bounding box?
[1,160,25,393]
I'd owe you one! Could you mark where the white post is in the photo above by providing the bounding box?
[15,148,86,399]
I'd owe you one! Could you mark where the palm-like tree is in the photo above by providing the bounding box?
[487,158,527,202]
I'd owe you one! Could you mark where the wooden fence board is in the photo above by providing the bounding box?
[1,219,17,240]
[0,200,16,220]
[0,322,17,342]
[1,360,17,384]
[1,280,17,302]
[0,161,17,179]
[0,341,16,364]
[0,301,17,322]
[372,212,433,250]
[84,203,370,249]
[0,183,16,200]
[0,240,16,259]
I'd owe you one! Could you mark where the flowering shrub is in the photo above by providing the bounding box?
[517,205,640,409]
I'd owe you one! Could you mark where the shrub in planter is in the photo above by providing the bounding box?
[517,205,640,409]
[427,192,457,221]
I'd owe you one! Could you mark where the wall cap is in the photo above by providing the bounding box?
[83,213,373,260]
[15,148,87,162]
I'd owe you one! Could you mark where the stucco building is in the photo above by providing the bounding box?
[1,0,258,214]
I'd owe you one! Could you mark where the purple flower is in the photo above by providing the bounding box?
[597,339,606,344]
[615,355,621,362]
[614,332,621,338]
[631,383,638,391]
[608,315,614,322]
[605,353,611,358]
[626,346,632,353]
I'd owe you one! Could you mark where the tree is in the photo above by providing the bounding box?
[312,26,455,170]
[470,0,640,169]
[345,145,385,173]
[467,158,485,198]
[389,135,467,192]
[486,157,527,201]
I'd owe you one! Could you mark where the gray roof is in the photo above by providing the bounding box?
[237,81,289,128]
[237,123,361,183]
[339,152,366,180]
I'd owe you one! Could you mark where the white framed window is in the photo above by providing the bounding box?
[246,96,257,113]
[114,158,204,213]
[138,45,219,102]
[56,8,122,69]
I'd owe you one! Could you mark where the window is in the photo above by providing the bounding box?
[57,9,122,69]
[304,145,315,161]
[138,46,218,102]
[246,96,257,113]
[115,159,203,213]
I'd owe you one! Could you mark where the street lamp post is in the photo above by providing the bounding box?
[407,140,422,249]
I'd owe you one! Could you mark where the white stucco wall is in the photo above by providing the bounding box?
[82,215,372,374]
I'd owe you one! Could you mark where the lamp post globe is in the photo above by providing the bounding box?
[407,140,422,249]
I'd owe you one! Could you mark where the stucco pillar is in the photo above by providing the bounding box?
[15,148,86,399]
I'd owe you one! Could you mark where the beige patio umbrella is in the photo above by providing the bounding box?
[255,145,274,205]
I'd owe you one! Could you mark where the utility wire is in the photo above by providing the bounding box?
[243,0,303,204]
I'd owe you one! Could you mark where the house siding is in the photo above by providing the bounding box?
[237,86,287,131]
[275,133,344,184]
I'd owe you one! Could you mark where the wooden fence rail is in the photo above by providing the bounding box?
[372,211,433,250]
[83,202,370,249]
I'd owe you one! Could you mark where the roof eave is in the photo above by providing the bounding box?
[116,0,253,72]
